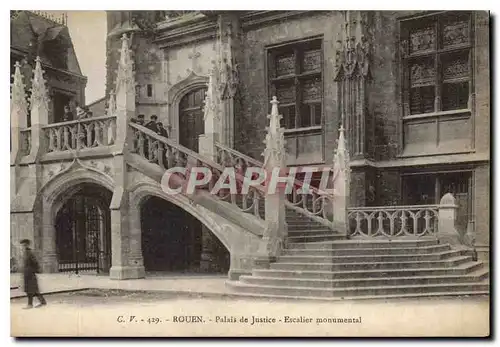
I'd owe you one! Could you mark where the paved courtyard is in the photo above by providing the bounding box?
[10,283,490,337]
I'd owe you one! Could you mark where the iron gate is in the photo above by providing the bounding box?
[57,196,104,274]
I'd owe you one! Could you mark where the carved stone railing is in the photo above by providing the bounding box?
[43,116,117,153]
[215,143,337,229]
[129,123,266,221]
[347,205,439,238]
[20,128,31,156]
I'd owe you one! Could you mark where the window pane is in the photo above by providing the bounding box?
[275,82,295,104]
[302,77,322,102]
[409,25,436,54]
[442,51,470,82]
[410,57,436,88]
[300,104,312,128]
[302,49,321,73]
[314,104,322,126]
[442,15,470,48]
[275,52,295,77]
[410,86,435,114]
[442,82,469,111]
[280,106,296,129]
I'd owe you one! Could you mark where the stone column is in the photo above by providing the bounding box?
[256,97,287,268]
[199,64,220,159]
[108,33,145,280]
[10,61,28,166]
[437,193,462,246]
[332,123,350,235]
[40,199,58,273]
[114,33,136,154]
[26,56,49,163]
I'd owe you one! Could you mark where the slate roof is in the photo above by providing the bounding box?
[10,11,83,76]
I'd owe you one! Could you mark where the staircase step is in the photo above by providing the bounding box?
[283,244,451,256]
[270,255,473,271]
[287,238,439,249]
[277,249,466,264]
[239,268,489,288]
[227,280,489,298]
[287,234,345,242]
[254,261,485,279]
[287,230,340,238]
[287,226,332,232]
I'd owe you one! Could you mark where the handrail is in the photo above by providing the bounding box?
[129,123,268,196]
[348,204,440,211]
[215,142,334,196]
[42,115,116,129]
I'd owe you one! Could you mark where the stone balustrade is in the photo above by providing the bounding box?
[43,116,117,153]
[347,204,441,238]
[215,142,336,229]
[129,122,266,221]
[347,194,463,243]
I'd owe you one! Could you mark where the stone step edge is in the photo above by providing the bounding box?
[255,262,484,276]
[227,279,489,293]
[278,250,466,260]
[277,250,465,264]
[284,244,451,253]
[271,255,473,267]
[288,238,439,245]
[225,282,489,301]
[240,269,489,285]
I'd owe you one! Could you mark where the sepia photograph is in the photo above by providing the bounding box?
[8,8,491,338]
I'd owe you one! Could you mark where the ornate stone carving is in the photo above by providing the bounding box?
[11,61,29,123]
[334,11,371,80]
[410,58,436,87]
[115,34,135,97]
[215,19,239,99]
[30,56,49,111]
[443,55,469,80]
[443,20,469,47]
[409,26,435,53]
[262,97,286,168]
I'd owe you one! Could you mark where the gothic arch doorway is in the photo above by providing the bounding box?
[140,196,229,274]
[55,183,112,274]
[178,87,207,152]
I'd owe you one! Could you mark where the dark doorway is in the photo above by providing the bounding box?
[55,183,112,274]
[53,92,72,123]
[179,87,207,152]
[140,196,229,273]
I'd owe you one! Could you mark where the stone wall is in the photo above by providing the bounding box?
[238,12,341,163]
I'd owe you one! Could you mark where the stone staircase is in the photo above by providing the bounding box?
[227,209,489,299]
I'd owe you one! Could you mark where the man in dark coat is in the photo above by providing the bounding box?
[145,115,159,133]
[156,122,169,138]
[20,239,47,309]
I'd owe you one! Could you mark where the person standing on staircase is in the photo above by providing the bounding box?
[20,239,47,309]
[145,115,160,133]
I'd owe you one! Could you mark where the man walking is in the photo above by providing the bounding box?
[20,239,47,309]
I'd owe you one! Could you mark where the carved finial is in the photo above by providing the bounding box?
[334,113,349,171]
[30,56,49,110]
[263,96,286,168]
[11,60,29,119]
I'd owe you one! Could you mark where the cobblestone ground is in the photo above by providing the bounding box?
[11,290,490,337]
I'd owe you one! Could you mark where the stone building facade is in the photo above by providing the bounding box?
[105,11,490,260]
[10,11,490,284]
